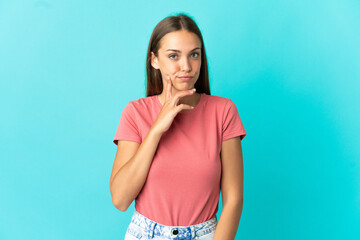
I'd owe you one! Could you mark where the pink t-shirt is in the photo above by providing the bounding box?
[113,93,247,226]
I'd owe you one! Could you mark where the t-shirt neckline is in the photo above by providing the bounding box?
[155,93,205,115]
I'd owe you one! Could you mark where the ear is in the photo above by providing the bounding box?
[151,52,160,69]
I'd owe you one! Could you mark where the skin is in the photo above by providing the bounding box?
[152,30,244,239]
[110,29,244,240]
[151,30,202,113]
[214,136,244,240]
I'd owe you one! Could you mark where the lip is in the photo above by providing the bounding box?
[178,76,193,81]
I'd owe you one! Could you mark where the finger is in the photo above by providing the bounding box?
[175,103,195,113]
[166,75,172,101]
[173,88,196,106]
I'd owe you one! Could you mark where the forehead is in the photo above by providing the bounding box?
[159,30,201,51]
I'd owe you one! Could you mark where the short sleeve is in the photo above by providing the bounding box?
[222,99,247,141]
[113,102,142,145]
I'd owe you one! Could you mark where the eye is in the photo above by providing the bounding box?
[169,54,177,60]
[191,52,200,58]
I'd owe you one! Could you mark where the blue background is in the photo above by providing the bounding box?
[1,0,359,239]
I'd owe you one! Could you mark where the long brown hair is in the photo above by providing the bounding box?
[145,13,211,97]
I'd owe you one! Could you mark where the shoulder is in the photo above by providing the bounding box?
[202,94,241,121]
[126,95,156,107]
[203,94,234,109]
[124,95,158,115]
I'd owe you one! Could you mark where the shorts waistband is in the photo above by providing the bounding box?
[129,209,218,239]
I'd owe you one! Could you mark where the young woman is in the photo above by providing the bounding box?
[110,13,247,240]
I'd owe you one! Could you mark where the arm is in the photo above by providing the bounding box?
[109,126,163,211]
[213,136,244,240]
[110,82,196,212]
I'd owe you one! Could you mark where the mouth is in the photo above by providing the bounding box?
[178,76,193,81]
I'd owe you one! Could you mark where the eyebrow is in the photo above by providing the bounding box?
[165,47,201,52]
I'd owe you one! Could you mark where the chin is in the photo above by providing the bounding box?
[176,85,193,90]
[177,81,194,86]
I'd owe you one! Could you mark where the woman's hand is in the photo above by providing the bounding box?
[152,74,196,134]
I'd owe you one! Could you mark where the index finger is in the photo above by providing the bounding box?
[165,75,172,101]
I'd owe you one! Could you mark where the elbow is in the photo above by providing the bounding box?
[115,204,128,212]
[234,198,243,207]
[110,190,132,212]
[109,182,133,212]
[110,183,127,211]
[112,198,130,212]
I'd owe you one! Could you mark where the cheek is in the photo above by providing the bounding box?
[165,63,180,74]
[160,58,177,70]
[195,60,202,68]
[191,59,201,68]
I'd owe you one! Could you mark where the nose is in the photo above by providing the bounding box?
[180,57,192,72]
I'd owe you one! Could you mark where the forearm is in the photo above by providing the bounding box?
[110,126,163,211]
[213,200,243,240]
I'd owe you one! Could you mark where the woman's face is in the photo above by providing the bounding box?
[151,30,202,92]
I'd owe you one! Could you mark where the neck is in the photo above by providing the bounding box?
[158,91,200,107]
